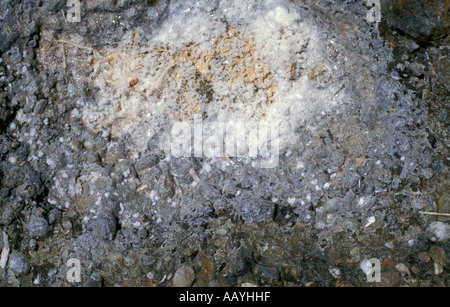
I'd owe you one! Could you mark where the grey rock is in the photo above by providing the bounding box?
[135,153,161,171]
[28,217,49,238]
[0,32,18,53]
[91,211,117,241]
[34,99,48,114]
[428,222,450,242]
[29,239,38,251]
[408,62,426,77]
[415,233,430,251]
[383,0,449,42]
[48,209,62,225]
[237,199,275,224]
[8,250,30,276]
[1,199,24,226]
[23,95,37,113]
[173,265,195,287]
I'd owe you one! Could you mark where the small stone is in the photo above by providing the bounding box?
[28,217,49,238]
[61,218,72,231]
[365,216,376,228]
[173,265,195,287]
[8,250,30,276]
[384,242,394,249]
[408,62,425,77]
[241,282,258,287]
[404,39,420,53]
[428,222,450,242]
[395,263,410,275]
[415,233,430,251]
[34,99,48,114]
[91,211,117,241]
[23,96,37,114]
[216,228,227,236]
[29,239,38,251]
[410,266,420,275]
[48,209,62,225]
[329,268,341,279]
[434,262,444,275]
[135,154,160,171]
[417,252,431,263]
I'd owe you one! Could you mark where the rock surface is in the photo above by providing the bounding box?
[0,0,448,288]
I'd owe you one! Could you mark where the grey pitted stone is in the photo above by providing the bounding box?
[8,250,30,276]
[91,211,117,241]
[28,217,49,238]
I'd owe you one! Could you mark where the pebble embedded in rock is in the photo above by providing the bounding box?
[48,209,62,225]
[92,211,117,241]
[410,266,420,275]
[8,250,30,276]
[135,154,161,171]
[395,263,410,275]
[434,262,444,275]
[417,252,431,263]
[29,239,38,251]
[428,222,450,242]
[28,217,49,238]
[173,265,195,287]
[415,233,430,251]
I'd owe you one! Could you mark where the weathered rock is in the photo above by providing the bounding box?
[428,222,450,242]
[28,217,49,238]
[135,153,161,172]
[173,265,195,287]
[417,252,431,263]
[382,0,449,43]
[8,250,30,276]
[91,211,117,241]
[236,199,275,224]
[1,199,24,226]
[395,263,410,275]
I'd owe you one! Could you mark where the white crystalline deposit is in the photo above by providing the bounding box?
[81,0,346,158]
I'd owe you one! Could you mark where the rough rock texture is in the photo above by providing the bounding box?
[0,0,448,287]
[382,0,449,44]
